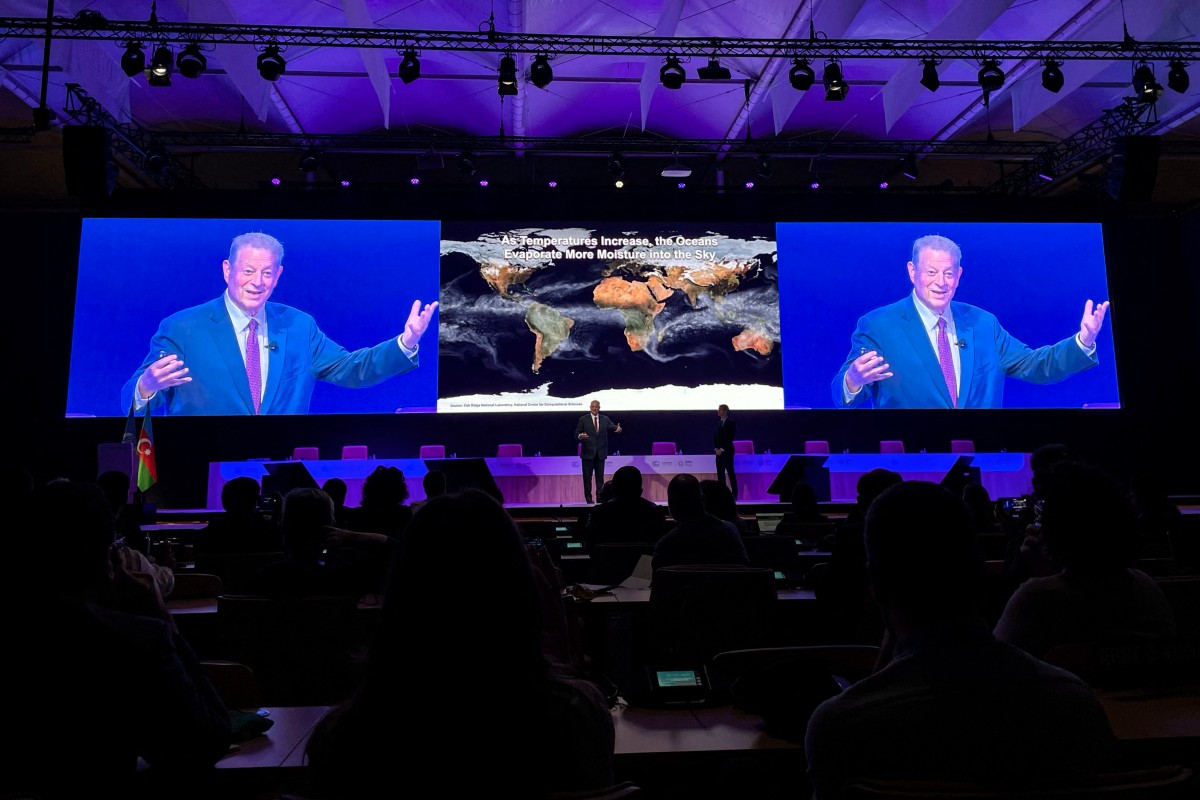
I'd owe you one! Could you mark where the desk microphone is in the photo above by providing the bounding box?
[956,340,967,348]
[267,342,278,352]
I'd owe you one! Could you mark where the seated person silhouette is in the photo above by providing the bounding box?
[305,489,616,798]
[95,469,175,598]
[192,475,282,554]
[652,473,749,573]
[4,479,231,798]
[700,478,748,535]
[410,468,448,515]
[321,477,351,527]
[804,481,1115,799]
[779,479,831,526]
[343,465,413,539]
[994,460,1176,660]
[585,466,668,546]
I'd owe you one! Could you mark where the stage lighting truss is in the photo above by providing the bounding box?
[257,43,286,81]
[176,42,207,79]
[120,41,145,77]
[397,49,420,84]
[660,56,686,89]
[529,53,553,88]
[789,58,815,90]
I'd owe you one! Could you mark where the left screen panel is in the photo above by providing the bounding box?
[68,217,442,417]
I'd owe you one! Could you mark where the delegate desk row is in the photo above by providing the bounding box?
[208,451,1033,507]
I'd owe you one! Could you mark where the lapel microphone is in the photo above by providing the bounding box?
[956,340,966,348]
[267,342,278,351]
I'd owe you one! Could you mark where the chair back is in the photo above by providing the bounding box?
[880,440,905,454]
[497,443,523,457]
[651,441,676,456]
[804,440,831,455]
[170,572,224,600]
[950,439,975,453]
[341,445,369,460]
[741,535,801,570]
[419,444,446,459]
[292,446,319,461]
[215,594,367,706]
[647,565,779,665]
[201,660,261,710]
[732,440,755,455]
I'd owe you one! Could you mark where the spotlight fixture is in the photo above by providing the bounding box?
[879,181,889,189]
[149,44,172,78]
[614,179,625,189]
[409,177,420,185]
[341,179,352,187]
[661,153,691,178]
[120,42,145,77]
[457,152,477,176]
[660,56,686,90]
[1041,59,1064,93]
[176,43,206,79]
[498,53,518,95]
[397,49,420,84]
[697,57,731,80]
[257,44,286,81]
[269,175,282,186]
[1167,60,1189,94]
[789,59,815,91]
[977,59,1005,94]
[920,59,940,92]
[823,61,848,101]
[608,153,626,179]
[299,150,320,175]
[901,153,919,181]
[756,154,772,180]
[744,181,755,189]
[529,54,553,88]
[1132,61,1163,103]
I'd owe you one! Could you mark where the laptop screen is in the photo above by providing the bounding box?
[755,512,785,534]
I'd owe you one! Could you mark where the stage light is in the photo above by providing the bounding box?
[341,179,352,187]
[920,59,940,92]
[1167,60,1189,94]
[661,154,691,178]
[614,179,625,188]
[823,61,848,101]
[547,180,558,188]
[660,56,685,89]
[299,150,319,175]
[498,54,518,95]
[744,180,755,189]
[479,179,489,187]
[697,57,731,80]
[901,153,919,180]
[120,42,145,77]
[879,181,889,189]
[257,45,286,81]
[676,182,687,189]
[1132,62,1163,103]
[409,177,420,185]
[977,59,1005,94]
[608,153,625,179]
[530,54,553,88]
[458,152,477,176]
[789,59,815,91]
[150,44,172,78]
[756,154,772,180]
[269,175,282,186]
[397,49,420,84]
[176,43,206,79]
[1037,161,1055,182]
[809,181,820,190]
[1041,59,1064,93]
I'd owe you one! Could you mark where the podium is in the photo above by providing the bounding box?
[766,455,831,502]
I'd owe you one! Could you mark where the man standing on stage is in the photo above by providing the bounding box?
[713,403,738,499]
[575,399,623,504]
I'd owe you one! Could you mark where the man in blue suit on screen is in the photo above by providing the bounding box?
[832,234,1109,409]
[122,231,438,416]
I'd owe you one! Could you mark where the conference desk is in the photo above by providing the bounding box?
[209,451,1032,507]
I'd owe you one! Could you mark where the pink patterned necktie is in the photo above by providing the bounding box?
[245,318,261,414]
[937,316,958,408]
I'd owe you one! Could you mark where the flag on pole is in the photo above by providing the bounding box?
[136,410,157,492]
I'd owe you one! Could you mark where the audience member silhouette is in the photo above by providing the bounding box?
[322,477,351,526]
[812,468,903,643]
[3,479,231,798]
[249,487,392,599]
[192,475,282,554]
[305,489,615,797]
[652,473,749,573]
[962,482,1002,534]
[95,469,176,598]
[410,468,448,514]
[585,465,668,545]
[804,481,1115,799]
[994,461,1176,659]
[343,465,413,538]
[700,478,747,535]
[779,479,831,526]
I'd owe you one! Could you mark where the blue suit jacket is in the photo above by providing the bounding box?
[122,296,417,415]
[831,297,1096,409]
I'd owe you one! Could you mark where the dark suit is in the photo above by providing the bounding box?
[831,297,1097,409]
[575,412,618,502]
[122,296,417,415]
[714,416,737,497]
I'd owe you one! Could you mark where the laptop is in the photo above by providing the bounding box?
[755,512,785,534]
[578,553,654,594]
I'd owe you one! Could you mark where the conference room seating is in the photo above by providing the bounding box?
[950,439,975,453]
[651,442,677,456]
[732,440,755,455]
[341,445,369,460]
[804,440,831,455]
[880,440,905,454]
[418,444,446,459]
[497,443,523,457]
[292,446,319,461]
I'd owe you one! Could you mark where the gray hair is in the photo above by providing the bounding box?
[229,231,285,266]
[911,234,961,267]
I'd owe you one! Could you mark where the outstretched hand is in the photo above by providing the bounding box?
[400,299,439,350]
[137,353,191,400]
[614,423,623,434]
[844,350,893,393]
[1078,299,1109,349]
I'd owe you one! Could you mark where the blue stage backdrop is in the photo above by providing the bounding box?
[777,221,1120,410]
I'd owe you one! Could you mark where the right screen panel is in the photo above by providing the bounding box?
[778,221,1119,409]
